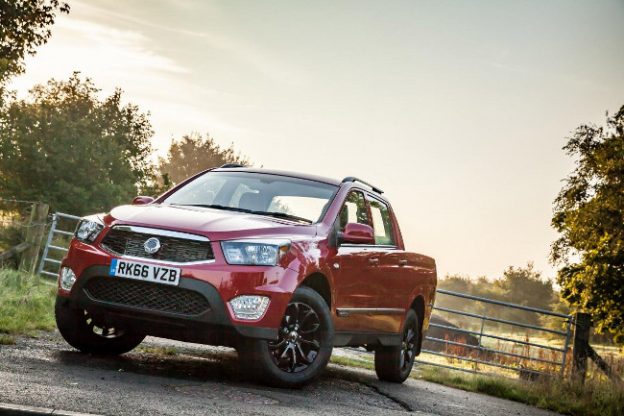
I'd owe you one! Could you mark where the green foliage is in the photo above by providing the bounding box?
[0,268,56,335]
[158,132,249,186]
[0,0,69,87]
[0,222,22,267]
[0,73,155,215]
[551,105,624,344]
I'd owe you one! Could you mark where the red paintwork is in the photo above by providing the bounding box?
[58,168,437,338]
[340,223,375,245]
[131,195,155,205]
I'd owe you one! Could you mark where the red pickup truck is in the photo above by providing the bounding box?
[55,166,437,387]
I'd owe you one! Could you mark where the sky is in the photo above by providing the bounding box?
[9,0,624,281]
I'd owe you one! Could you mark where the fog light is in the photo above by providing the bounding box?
[229,295,270,320]
[60,267,76,291]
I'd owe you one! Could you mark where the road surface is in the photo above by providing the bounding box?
[0,333,559,416]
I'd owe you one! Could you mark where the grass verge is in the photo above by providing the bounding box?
[0,334,16,345]
[0,268,56,336]
[137,345,178,357]
[331,355,375,371]
[417,367,623,416]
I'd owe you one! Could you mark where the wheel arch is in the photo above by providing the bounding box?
[299,272,332,308]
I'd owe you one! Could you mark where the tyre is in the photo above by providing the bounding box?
[374,309,420,383]
[55,297,145,355]
[238,286,334,388]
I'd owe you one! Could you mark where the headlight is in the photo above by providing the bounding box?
[229,295,270,320]
[221,239,290,266]
[75,218,104,243]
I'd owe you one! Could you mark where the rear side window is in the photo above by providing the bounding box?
[368,197,396,246]
[339,191,370,231]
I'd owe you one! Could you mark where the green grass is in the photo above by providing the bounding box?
[416,367,624,416]
[0,334,16,345]
[0,268,56,336]
[330,355,375,371]
[137,345,178,356]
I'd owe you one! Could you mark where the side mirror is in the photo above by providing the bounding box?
[131,196,155,205]
[339,223,375,245]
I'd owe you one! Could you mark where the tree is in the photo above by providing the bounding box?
[551,105,624,344]
[493,263,557,326]
[0,0,69,87]
[157,132,249,185]
[494,263,555,311]
[0,73,154,215]
[438,264,558,326]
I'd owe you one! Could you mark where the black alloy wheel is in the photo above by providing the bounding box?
[55,297,145,355]
[399,325,417,372]
[82,309,125,339]
[374,309,420,383]
[269,301,322,373]
[238,286,334,388]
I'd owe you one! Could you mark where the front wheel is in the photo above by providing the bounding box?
[374,309,420,383]
[238,286,334,388]
[55,297,145,355]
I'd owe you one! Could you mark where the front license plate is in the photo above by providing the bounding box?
[109,259,181,286]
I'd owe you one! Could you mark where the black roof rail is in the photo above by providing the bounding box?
[341,176,384,194]
[219,163,246,168]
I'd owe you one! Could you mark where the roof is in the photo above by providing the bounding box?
[211,167,342,187]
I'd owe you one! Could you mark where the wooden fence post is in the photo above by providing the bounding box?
[571,312,591,383]
[19,202,49,274]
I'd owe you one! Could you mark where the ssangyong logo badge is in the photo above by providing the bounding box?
[143,237,161,254]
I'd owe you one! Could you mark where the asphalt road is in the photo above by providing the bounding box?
[0,333,559,416]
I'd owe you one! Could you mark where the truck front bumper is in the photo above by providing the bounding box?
[58,265,279,346]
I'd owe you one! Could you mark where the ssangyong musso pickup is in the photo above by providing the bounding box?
[55,166,437,387]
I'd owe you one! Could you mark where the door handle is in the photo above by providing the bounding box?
[368,257,379,265]
[398,259,408,267]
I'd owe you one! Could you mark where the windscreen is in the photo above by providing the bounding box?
[162,171,337,223]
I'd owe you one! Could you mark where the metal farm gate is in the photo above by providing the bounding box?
[415,289,573,378]
[38,212,81,278]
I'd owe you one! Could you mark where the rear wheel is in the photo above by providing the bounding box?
[374,309,420,383]
[55,297,145,355]
[238,286,333,388]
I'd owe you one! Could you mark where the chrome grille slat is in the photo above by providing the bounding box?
[101,228,214,263]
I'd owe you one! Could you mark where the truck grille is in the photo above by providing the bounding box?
[84,277,210,316]
[101,227,214,263]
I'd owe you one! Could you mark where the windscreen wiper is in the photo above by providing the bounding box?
[171,203,253,213]
[171,204,312,224]
[251,211,313,224]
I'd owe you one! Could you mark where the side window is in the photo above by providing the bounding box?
[339,191,370,231]
[368,197,396,246]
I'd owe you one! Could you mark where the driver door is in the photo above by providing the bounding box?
[331,190,379,332]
